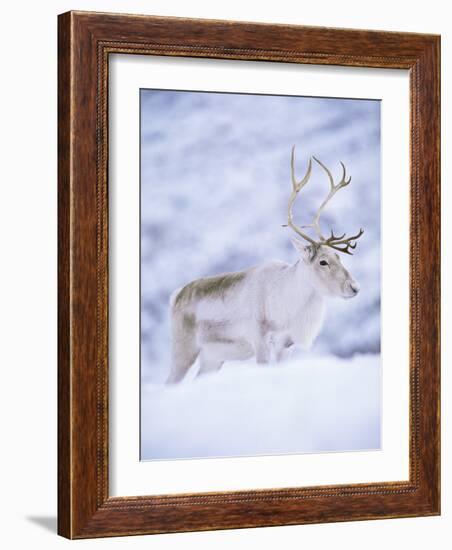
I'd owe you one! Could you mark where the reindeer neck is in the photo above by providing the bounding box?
[291,260,324,303]
[265,260,324,332]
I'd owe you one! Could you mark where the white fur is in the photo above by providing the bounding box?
[166,240,359,384]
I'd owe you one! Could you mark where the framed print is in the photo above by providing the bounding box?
[58,11,440,539]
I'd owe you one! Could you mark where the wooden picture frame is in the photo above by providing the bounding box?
[58,10,440,539]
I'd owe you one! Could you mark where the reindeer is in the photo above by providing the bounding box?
[166,147,363,384]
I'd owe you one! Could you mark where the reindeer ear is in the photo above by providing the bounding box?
[290,237,314,261]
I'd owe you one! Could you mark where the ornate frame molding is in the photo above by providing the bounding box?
[58,11,440,538]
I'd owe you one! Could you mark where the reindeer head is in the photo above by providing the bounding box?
[285,146,363,299]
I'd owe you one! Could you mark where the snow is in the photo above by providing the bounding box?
[141,354,381,460]
[139,89,381,459]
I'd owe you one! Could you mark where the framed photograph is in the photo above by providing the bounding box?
[58,11,440,539]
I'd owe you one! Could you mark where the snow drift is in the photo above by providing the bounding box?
[141,354,380,460]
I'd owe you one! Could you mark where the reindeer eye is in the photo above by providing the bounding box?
[319,260,329,266]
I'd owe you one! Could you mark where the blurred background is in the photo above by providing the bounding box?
[140,89,381,459]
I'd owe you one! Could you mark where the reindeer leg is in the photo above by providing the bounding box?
[166,310,199,384]
[254,319,272,365]
[255,338,271,364]
[274,335,294,364]
[197,346,224,378]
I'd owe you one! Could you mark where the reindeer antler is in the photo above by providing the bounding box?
[286,146,364,255]
[286,146,317,246]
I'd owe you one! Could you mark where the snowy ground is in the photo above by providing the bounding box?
[141,353,380,460]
